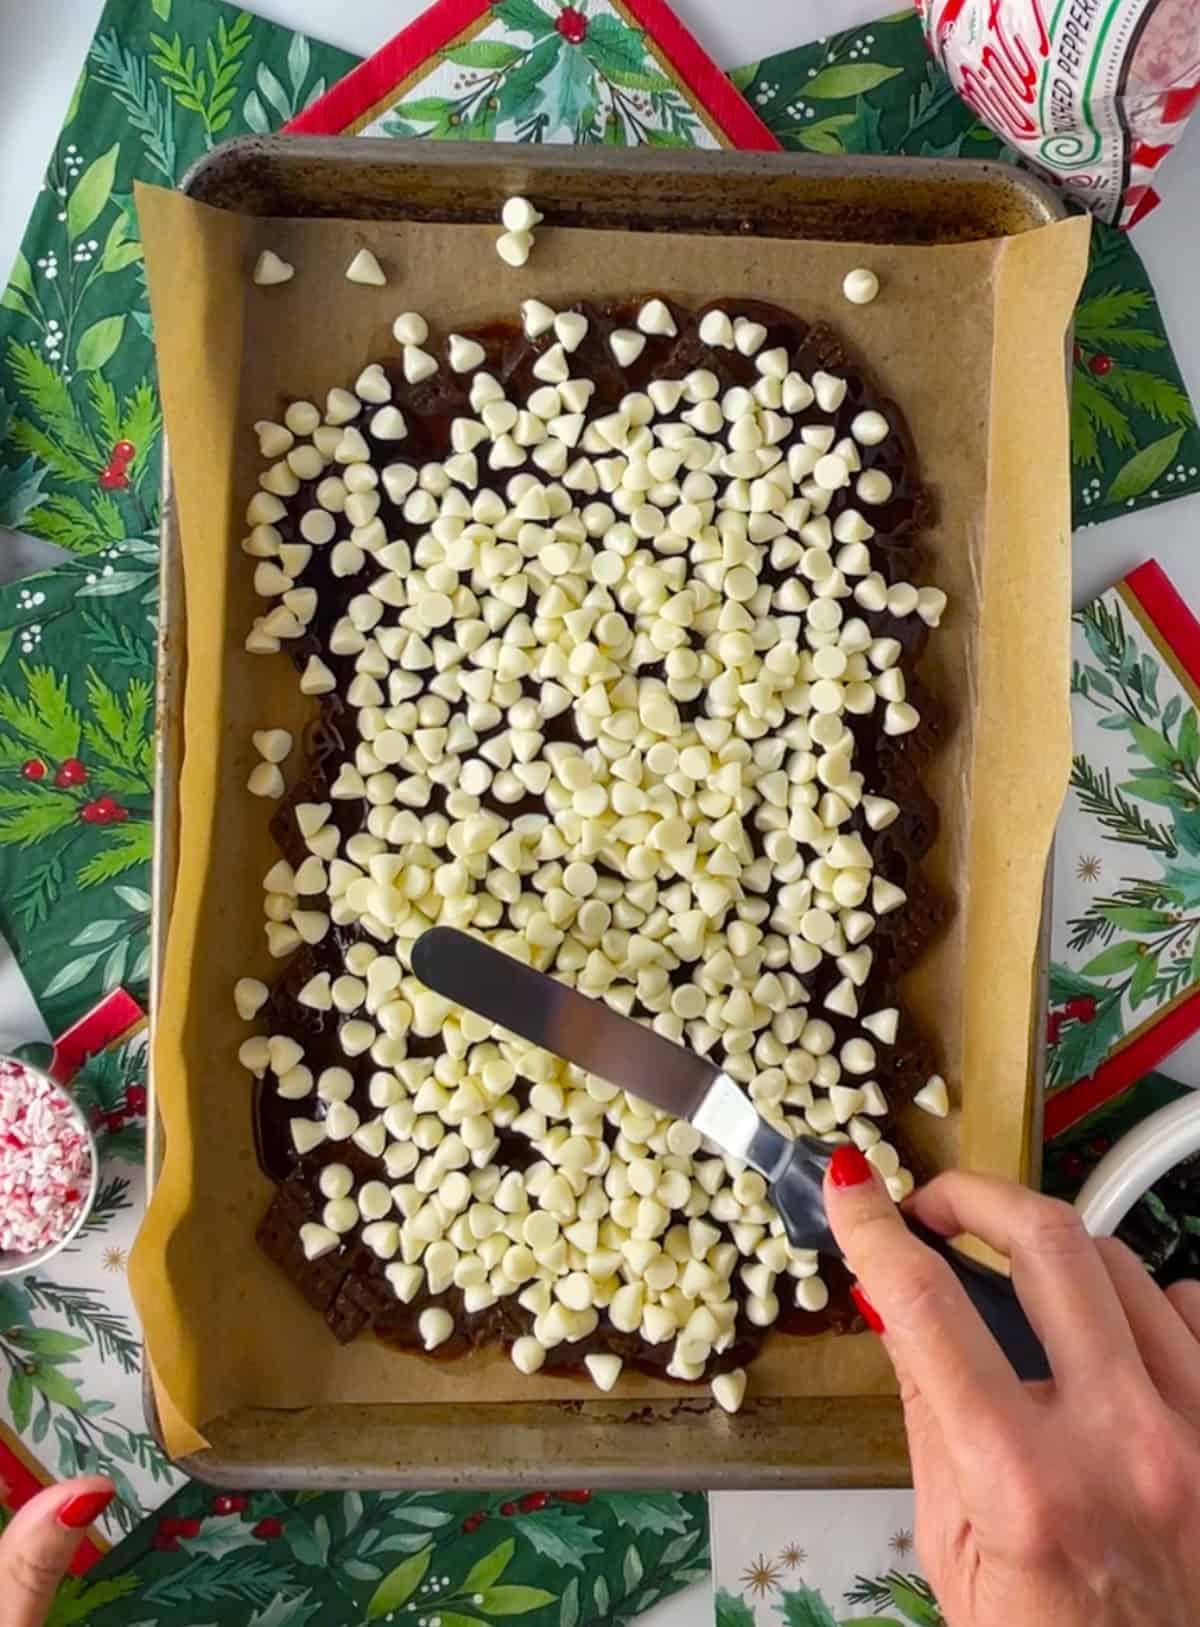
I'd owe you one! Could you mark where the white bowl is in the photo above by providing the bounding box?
[0,1060,100,1278]
[1075,1089,1200,1237]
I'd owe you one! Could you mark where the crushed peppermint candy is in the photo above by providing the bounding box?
[0,1059,92,1256]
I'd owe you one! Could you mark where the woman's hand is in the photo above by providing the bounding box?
[0,1477,113,1627]
[825,1145,1200,1627]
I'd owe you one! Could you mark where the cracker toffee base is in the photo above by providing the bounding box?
[253,295,950,1384]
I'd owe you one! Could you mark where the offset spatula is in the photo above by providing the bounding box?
[413,926,1050,1382]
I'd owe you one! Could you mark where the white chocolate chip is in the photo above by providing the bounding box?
[843,267,880,305]
[857,468,893,505]
[403,347,438,386]
[253,249,294,287]
[585,1352,623,1392]
[734,318,767,356]
[711,1368,747,1414]
[521,300,556,339]
[392,311,428,346]
[914,1074,949,1117]
[234,977,268,1020]
[253,728,292,764]
[699,309,734,348]
[609,329,646,368]
[300,1223,339,1260]
[247,762,284,798]
[346,248,386,286]
[511,1335,547,1374]
[449,335,487,373]
[497,230,533,268]
[637,299,677,338]
[862,1008,899,1045]
[290,1118,326,1155]
[254,420,293,459]
[554,311,589,352]
[419,1307,455,1351]
[502,196,543,233]
[852,410,889,446]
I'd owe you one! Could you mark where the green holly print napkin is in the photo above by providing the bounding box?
[0,0,356,1023]
[733,11,1200,529]
[68,1484,709,1627]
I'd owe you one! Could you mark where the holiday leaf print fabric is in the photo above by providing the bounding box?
[0,7,709,1622]
[738,10,1200,530]
[372,1,712,148]
[710,1488,948,1625]
[0,0,357,1018]
[70,1483,709,1627]
[1045,562,1200,1139]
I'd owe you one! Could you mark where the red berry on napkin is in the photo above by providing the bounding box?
[56,758,87,787]
[556,7,588,43]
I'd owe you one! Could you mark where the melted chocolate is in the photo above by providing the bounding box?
[253,296,950,1375]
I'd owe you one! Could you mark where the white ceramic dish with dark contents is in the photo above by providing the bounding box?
[1075,1090,1200,1238]
[0,1056,99,1278]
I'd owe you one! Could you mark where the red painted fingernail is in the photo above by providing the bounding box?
[829,1144,873,1188]
[850,1282,886,1335]
[58,1489,114,1529]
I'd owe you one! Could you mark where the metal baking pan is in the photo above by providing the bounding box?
[149,139,1061,1489]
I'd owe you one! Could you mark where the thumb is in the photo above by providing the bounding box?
[0,1478,114,1627]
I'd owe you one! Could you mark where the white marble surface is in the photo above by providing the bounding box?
[3,2,1200,1617]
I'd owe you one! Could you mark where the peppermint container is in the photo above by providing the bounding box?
[0,1056,99,1276]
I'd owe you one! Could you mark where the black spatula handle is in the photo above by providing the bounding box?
[769,1145,1051,1382]
[905,1217,1050,1381]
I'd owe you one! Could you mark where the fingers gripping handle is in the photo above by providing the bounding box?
[907,1217,1051,1382]
[767,1147,1051,1382]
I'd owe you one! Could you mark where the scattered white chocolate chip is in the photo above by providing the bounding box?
[419,1307,454,1351]
[371,406,408,440]
[842,267,880,305]
[345,248,386,286]
[449,335,487,373]
[914,1075,949,1117]
[610,329,646,368]
[247,762,284,798]
[392,311,428,347]
[502,196,543,234]
[252,728,292,764]
[511,1335,546,1375]
[300,1223,339,1261]
[234,977,268,1020]
[497,231,533,269]
[521,299,556,339]
[734,318,767,357]
[711,1368,747,1414]
[637,299,677,338]
[555,311,588,352]
[699,310,734,349]
[852,410,889,446]
[585,1352,623,1392]
[403,347,438,385]
[254,420,293,459]
[253,249,294,287]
